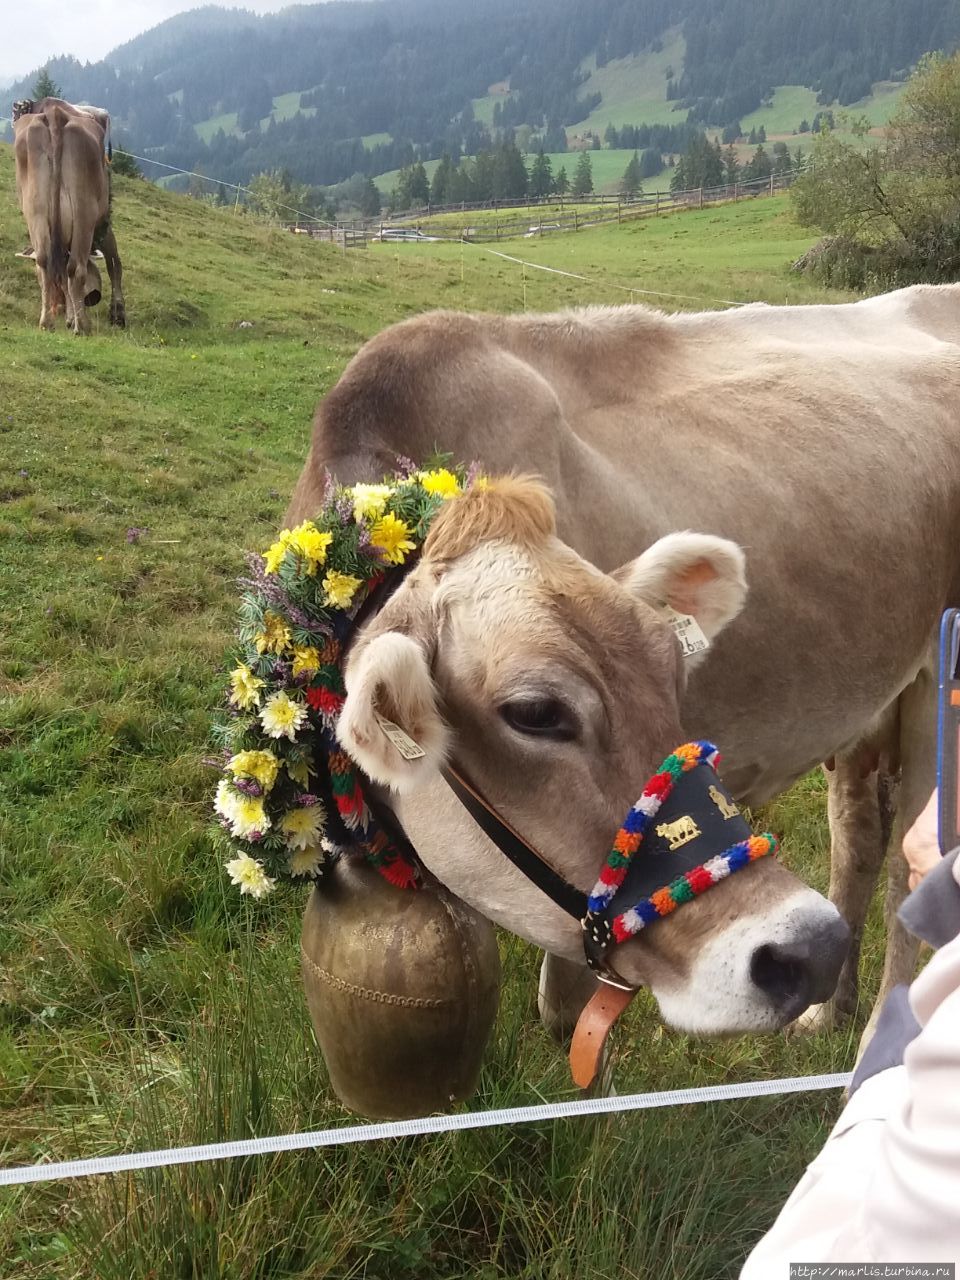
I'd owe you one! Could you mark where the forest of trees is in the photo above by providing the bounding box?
[2,0,956,192]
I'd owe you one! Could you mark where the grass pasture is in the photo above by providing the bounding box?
[0,147,882,1280]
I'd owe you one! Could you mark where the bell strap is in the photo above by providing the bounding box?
[441,765,588,922]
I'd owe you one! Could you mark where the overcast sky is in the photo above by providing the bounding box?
[1,2,297,85]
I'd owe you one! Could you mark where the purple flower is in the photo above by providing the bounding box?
[248,830,264,843]
[234,778,264,797]
[333,493,353,525]
[465,460,484,489]
[126,526,148,544]
[297,793,320,807]
[394,455,418,478]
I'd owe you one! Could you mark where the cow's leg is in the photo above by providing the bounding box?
[797,751,889,1031]
[538,953,615,1095]
[858,662,936,1056]
[65,247,93,336]
[35,264,57,331]
[538,952,601,1042]
[99,226,125,328]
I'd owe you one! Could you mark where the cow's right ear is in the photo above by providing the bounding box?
[338,632,449,794]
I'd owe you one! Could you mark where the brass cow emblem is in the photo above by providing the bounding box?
[655,815,701,850]
[709,785,740,820]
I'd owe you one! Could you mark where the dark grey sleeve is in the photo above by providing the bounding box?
[897,847,960,949]
[848,847,960,1097]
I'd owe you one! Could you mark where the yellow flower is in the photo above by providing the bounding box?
[420,468,461,500]
[225,854,276,899]
[291,645,321,677]
[228,749,280,791]
[263,530,293,575]
[254,611,291,655]
[322,569,363,609]
[229,663,265,711]
[260,691,307,741]
[352,483,393,522]
[286,758,311,788]
[228,794,270,839]
[289,521,333,574]
[280,803,326,851]
[370,512,416,565]
[289,845,325,878]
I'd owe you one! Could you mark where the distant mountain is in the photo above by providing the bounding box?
[2,0,957,191]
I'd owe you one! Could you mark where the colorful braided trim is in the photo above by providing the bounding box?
[587,740,719,914]
[609,833,778,942]
[584,739,778,946]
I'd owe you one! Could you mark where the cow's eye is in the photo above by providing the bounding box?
[500,698,576,740]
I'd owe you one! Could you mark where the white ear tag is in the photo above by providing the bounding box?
[375,712,426,761]
[662,607,710,659]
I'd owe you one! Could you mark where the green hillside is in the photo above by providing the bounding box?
[575,30,688,134]
[1,144,882,1279]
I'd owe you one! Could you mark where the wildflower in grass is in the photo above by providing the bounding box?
[370,512,416,565]
[263,530,293,574]
[254,610,291,655]
[289,521,333,574]
[351,482,393,522]
[225,854,276,898]
[229,663,264,711]
[419,468,461,500]
[289,845,325,877]
[260,690,307,741]
[280,802,326,851]
[291,645,321,677]
[322,569,363,609]
[227,749,280,791]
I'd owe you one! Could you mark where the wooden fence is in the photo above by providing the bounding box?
[284,169,800,246]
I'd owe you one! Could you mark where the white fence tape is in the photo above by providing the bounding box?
[2,1072,851,1186]
[476,246,746,308]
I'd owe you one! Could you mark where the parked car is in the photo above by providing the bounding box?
[378,227,430,242]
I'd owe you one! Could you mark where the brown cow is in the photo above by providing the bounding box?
[285,286,960,1050]
[12,98,125,332]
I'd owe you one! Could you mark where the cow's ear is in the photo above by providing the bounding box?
[338,632,449,793]
[615,532,747,644]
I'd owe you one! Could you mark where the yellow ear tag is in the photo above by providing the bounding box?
[375,712,426,761]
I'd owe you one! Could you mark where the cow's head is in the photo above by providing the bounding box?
[337,478,848,1034]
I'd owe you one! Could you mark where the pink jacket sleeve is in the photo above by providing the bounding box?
[741,858,960,1275]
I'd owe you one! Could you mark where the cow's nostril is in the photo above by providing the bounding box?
[750,913,851,1019]
[750,942,810,1015]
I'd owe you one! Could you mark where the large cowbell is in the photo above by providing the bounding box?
[301,858,501,1119]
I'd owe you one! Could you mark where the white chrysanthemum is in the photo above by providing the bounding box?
[225,855,276,899]
[215,778,238,823]
[260,691,307,742]
[280,804,326,851]
[289,845,325,877]
[228,794,271,839]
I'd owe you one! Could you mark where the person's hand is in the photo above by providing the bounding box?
[903,789,941,891]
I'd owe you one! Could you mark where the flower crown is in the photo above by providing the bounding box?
[211,463,476,898]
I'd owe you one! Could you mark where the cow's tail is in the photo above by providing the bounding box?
[45,106,67,289]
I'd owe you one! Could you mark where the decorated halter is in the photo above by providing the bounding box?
[580,741,778,980]
[211,463,777,981]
